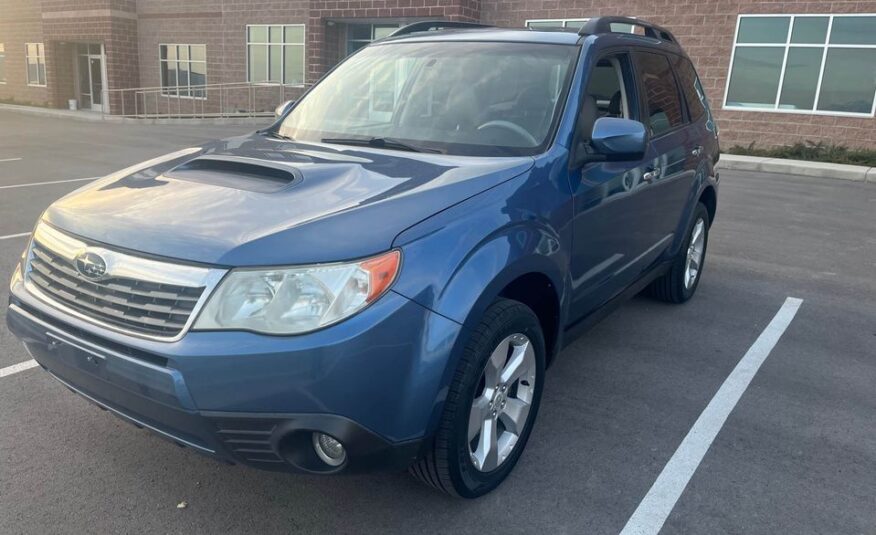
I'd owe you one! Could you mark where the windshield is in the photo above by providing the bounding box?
[278,41,579,156]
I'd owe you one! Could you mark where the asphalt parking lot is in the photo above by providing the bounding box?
[1,110,874,534]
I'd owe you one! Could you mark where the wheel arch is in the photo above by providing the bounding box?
[496,272,562,367]
[699,184,717,224]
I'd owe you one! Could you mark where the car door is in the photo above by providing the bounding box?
[632,50,697,254]
[567,50,657,322]
[672,54,719,219]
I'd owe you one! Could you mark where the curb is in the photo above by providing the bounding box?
[718,154,875,183]
[0,103,272,126]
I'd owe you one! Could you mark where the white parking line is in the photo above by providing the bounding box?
[0,232,31,241]
[620,296,803,535]
[0,359,39,378]
[0,176,98,190]
[0,157,23,163]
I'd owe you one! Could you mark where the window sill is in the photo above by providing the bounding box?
[722,105,875,119]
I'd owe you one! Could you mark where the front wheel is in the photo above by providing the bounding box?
[410,299,545,498]
[647,202,710,303]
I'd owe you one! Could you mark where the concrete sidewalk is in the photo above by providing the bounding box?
[717,154,876,183]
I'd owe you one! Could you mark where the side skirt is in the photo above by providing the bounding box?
[558,262,671,352]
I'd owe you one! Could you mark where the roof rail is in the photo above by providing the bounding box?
[389,20,493,37]
[579,16,677,43]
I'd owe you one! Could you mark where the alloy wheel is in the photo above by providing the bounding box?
[468,333,537,472]
[684,218,706,289]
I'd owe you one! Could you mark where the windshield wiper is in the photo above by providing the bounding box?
[321,137,441,153]
[264,130,295,141]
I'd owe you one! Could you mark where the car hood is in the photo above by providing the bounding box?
[43,133,533,266]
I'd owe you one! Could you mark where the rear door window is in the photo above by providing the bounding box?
[673,56,708,122]
[633,52,685,137]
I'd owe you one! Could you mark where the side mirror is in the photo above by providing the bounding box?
[274,99,296,119]
[590,117,648,160]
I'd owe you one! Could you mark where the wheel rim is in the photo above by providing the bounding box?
[468,333,537,472]
[684,218,706,289]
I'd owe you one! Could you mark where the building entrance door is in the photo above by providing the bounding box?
[76,44,104,112]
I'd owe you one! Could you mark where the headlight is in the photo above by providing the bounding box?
[10,263,23,289]
[193,250,400,335]
[10,233,32,289]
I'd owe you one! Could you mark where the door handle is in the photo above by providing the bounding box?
[691,145,703,157]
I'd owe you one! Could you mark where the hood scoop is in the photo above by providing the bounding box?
[165,155,302,193]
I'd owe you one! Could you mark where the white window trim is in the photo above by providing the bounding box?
[245,24,306,87]
[0,43,6,84]
[159,44,208,100]
[525,18,590,29]
[25,42,47,87]
[723,13,876,118]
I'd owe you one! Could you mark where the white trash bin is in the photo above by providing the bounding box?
[68,99,78,111]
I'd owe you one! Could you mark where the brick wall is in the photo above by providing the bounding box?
[481,0,876,149]
[46,42,76,108]
[39,0,140,113]
[2,0,872,149]
[306,0,481,82]
[0,0,48,106]
[136,1,309,114]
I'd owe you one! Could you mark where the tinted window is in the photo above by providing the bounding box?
[634,52,685,136]
[736,16,791,43]
[673,57,707,121]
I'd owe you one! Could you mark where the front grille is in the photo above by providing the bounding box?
[27,239,206,338]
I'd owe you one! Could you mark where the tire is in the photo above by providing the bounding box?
[647,202,710,303]
[410,298,546,498]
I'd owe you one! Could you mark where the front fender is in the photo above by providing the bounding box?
[391,170,571,329]
[390,168,572,437]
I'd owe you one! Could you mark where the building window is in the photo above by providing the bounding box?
[247,25,305,86]
[0,44,6,83]
[160,44,207,98]
[525,19,637,33]
[25,43,46,86]
[346,24,399,56]
[725,14,876,116]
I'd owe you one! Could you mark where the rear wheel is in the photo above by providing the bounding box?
[647,202,710,303]
[410,299,545,498]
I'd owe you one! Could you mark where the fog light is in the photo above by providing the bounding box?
[312,432,346,467]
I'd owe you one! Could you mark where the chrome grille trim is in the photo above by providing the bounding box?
[24,223,227,342]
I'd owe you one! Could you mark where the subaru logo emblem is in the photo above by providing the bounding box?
[74,250,108,281]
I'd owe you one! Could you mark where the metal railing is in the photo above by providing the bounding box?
[105,82,311,119]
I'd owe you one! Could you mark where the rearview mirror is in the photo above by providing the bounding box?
[274,99,296,119]
[590,117,648,160]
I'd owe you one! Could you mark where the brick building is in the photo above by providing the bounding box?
[0,0,874,149]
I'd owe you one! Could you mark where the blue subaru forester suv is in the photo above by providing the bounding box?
[7,17,718,497]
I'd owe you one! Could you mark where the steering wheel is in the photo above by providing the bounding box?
[476,120,539,146]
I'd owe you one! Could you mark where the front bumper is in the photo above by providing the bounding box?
[7,282,462,473]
